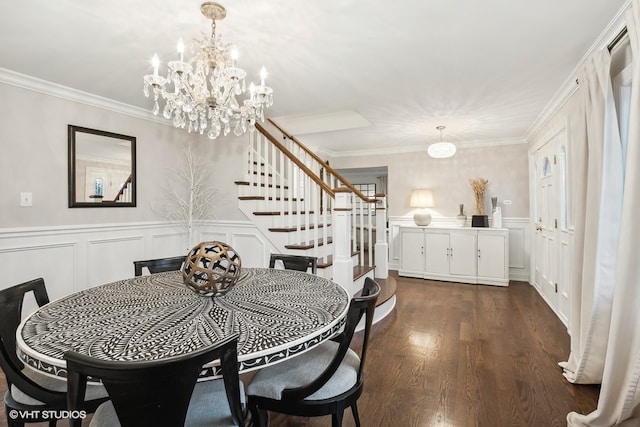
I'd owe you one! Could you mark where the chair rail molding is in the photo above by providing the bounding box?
[0,220,277,305]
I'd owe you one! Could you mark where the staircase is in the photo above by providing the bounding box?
[234,119,390,297]
[113,174,133,203]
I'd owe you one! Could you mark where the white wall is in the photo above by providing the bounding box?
[329,144,531,281]
[329,144,530,219]
[0,82,247,229]
[0,77,532,306]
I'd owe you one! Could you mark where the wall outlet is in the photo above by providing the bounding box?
[503,200,512,205]
[20,192,33,207]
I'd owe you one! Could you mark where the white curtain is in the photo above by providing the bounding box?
[566,1,640,425]
[559,48,623,385]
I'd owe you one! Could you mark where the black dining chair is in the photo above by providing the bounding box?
[247,277,381,427]
[0,278,108,427]
[133,255,186,276]
[268,254,318,274]
[65,333,245,427]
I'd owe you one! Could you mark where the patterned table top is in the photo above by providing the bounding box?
[17,268,350,379]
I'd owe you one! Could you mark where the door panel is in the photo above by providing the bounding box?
[449,232,477,277]
[425,232,450,275]
[477,234,506,279]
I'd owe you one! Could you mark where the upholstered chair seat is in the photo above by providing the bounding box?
[65,334,245,427]
[11,368,107,406]
[247,341,359,400]
[247,277,381,427]
[89,379,245,427]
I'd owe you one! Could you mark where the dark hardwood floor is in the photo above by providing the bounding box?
[0,274,599,426]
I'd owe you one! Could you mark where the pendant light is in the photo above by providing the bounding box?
[428,125,456,158]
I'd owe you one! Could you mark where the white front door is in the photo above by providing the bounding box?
[533,134,562,314]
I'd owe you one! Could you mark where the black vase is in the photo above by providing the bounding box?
[471,215,489,227]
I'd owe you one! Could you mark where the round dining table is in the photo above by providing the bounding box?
[16,268,350,380]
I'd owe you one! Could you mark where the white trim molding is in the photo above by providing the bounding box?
[0,220,275,300]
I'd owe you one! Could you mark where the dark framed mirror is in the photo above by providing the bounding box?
[68,125,136,208]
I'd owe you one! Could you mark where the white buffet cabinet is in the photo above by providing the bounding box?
[399,226,509,286]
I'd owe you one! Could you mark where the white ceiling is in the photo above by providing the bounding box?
[0,0,630,155]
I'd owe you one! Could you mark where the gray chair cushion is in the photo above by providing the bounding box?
[88,401,119,427]
[247,340,360,401]
[11,368,108,405]
[89,379,245,427]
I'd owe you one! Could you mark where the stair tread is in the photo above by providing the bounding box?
[254,211,315,216]
[285,237,333,250]
[269,224,330,232]
[234,181,289,189]
[353,265,375,281]
[239,196,302,201]
[354,272,397,307]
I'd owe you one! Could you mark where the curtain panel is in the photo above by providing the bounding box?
[559,48,623,385]
[566,0,640,425]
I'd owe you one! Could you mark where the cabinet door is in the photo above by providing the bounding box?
[477,233,506,279]
[449,232,477,277]
[424,232,450,275]
[400,230,425,274]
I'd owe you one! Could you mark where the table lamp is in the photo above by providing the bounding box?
[409,188,434,226]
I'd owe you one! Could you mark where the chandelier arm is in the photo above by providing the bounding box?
[143,2,272,139]
[176,75,204,108]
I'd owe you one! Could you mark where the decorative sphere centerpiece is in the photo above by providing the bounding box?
[182,241,242,296]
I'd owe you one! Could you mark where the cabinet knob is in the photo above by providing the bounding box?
[478,249,481,258]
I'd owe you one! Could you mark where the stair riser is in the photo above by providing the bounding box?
[237,198,334,258]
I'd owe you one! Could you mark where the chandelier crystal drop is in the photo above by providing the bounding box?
[143,2,273,140]
[428,125,456,158]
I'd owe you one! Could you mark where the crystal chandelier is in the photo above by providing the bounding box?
[143,2,273,139]
[428,125,456,158]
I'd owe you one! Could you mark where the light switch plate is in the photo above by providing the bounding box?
[20,192,33,207]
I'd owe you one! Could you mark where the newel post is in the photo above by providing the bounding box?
[332,187,355,294]
[375,194,389,279]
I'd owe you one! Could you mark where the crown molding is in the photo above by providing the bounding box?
[0,67,168,125]
[525,0,632,142]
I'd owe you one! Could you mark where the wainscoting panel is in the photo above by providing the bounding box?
[87,236,145,287]
[198,230,230,244]
[0,242,76,316]
[230,233,270,268]
[505,219,530,282]
[0,221,271,317]
[150,232,188,258]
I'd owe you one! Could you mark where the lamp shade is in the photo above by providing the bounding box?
[409,189,434,226]
[409,189,434,208]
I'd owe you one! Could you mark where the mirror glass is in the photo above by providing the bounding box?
[68,125,136,208]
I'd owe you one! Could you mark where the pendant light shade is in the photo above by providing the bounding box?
[428,126,456,158]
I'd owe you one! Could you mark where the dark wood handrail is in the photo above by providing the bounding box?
[112,174,132,202]
[267,118,376,204]
[255,122,335,197]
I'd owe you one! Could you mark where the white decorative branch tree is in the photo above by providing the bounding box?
[158,142,221,248]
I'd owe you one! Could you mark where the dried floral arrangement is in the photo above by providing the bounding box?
[470,178,488,215]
